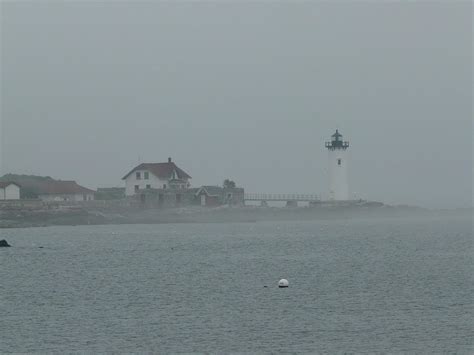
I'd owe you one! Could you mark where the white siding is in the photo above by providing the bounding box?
[124,169,173,196]
[328,149,349,200]
[0,184,20,200]
[5,185,20,200]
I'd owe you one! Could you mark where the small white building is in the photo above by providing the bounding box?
[122,158,191,196]
[36,181,95,202]
[0,182,21,200]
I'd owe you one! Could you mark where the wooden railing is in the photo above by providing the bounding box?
[244,193,319,202]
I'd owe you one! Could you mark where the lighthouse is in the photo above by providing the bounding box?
[325,129,349,200]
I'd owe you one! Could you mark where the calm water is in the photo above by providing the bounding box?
[1,215,472,353]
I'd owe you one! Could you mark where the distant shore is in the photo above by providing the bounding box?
[0,203,471,229]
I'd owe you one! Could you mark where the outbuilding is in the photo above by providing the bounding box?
[194,185,245,207]
[0,182,21,200]
[36,181,95,201]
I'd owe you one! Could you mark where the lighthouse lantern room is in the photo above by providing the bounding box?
[325,130,349,200]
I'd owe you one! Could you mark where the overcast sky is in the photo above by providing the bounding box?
[0,1,472,208]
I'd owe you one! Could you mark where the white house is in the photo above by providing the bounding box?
[36,181,95,202]
[122,158,191,196]
[0,182,20,200]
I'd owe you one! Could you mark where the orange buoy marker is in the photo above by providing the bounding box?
[278,279,289,288]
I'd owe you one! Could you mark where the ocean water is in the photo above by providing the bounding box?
[1,214,472,353]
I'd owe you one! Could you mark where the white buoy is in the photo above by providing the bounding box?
[278,279,289,288]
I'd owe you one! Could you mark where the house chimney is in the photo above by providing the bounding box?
[168,157,172,163]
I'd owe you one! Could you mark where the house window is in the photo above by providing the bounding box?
[337,159,342,166]
[83,194,87,201]
[146,184,151,189]
[163,184,167,189]
[136,172,141,180]
[134,185,139,192]
[144,172,149,180]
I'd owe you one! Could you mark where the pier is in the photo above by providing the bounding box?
[244,193,320,206]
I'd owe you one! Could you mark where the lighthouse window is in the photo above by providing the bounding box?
[337,159,342,166]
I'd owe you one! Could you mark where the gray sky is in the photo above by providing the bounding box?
[1,1,472,208]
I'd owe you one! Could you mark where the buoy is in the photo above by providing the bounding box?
[278,279,289,288]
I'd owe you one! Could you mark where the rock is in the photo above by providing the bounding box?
[0,239,11,247]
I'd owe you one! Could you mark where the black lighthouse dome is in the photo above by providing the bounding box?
[325,129,349,150]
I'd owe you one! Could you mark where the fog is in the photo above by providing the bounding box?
[0,1,472,208]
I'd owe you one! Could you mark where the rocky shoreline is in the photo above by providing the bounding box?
[1,203,469,229]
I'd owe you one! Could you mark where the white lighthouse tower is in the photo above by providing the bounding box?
[325,129,349,201]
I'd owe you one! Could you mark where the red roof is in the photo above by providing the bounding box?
[122,162,191,180]
[36,181,95,195]
[0,181,21,189]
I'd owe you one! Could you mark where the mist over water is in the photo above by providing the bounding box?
[1,214,472,352]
